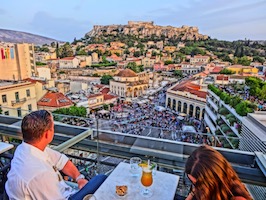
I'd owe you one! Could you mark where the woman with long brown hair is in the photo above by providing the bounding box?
[185,145,252,200]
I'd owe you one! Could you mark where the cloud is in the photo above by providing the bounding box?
[29,11,93,41]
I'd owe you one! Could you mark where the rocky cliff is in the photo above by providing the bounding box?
[86,21,209,41]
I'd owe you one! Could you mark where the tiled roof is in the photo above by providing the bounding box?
[101,88,110,94]
[117,69,137,77]
[217,75,229,80]
[24,78,46,85]
[95,84,105,89]
[211,67,223,73]
[171,80,207,99]
[60,57,75,60]
[88,94,103,99]
[37,92,73,107]
[103,94,117,100]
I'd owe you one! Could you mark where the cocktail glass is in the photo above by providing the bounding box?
[140,163,153,197]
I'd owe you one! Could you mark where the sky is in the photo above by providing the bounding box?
[0,0,265,42]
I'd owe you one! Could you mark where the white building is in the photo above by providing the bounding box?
[59,57,80,69]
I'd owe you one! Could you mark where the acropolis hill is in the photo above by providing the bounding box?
[86,21,209,41]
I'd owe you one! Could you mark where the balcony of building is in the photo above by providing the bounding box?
[205,105,218,123]
[0,110,266,199]
[11,98,26,107]
[206,96,219,111]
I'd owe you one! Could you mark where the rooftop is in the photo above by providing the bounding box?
[116,69,137,77]
[37,92,73,107]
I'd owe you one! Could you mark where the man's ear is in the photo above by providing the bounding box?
[44,130,49,139]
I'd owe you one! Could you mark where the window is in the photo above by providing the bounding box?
[4,111,9,116]
[26,89,30,97]
[15,92,19,101]
[28,104,32,112]
[2,95,7,103]
[17,108,22,117]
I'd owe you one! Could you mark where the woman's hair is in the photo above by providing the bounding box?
[21,110,53,143]
[185,145,252,200]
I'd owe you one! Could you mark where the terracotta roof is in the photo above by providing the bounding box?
[88,94,103,99]
[217,75,229,80]
[171,80,207,99]
[60,57,75,60]
[101,88,110,94]
[95,84,105,89]
[103,94,117,100]
[211,67,223,73]
[24,78,46,85]
[117,69,137,77]
[37,92,73,107]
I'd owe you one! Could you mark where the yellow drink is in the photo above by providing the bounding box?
[141,168,153,187]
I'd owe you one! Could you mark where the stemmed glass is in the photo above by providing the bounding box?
[140,161,153,197]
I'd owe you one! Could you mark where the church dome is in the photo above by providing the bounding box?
[116,69,137,77]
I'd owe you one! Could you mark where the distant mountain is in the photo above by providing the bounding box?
[0,28,62,45]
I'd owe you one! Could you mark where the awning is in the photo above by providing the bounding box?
[97,109,110,114]
[177,116,184,120]
[179,113,187,117]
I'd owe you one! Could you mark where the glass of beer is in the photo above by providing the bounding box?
[140,161,154,197]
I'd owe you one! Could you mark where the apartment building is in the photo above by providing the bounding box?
[0,43,36,81]
[59,57,80,69]
[0,81,37,117]
[204,88,242,149]
[240,112,266,153]
[190,55,210,65]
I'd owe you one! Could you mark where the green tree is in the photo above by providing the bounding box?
[76,49,87,56]
[59,42,74,58]
[53,106,87,117]
[51,42,56,48]
[253,56,265,63]
[114,52,120,57]
[126,62,144,73]
[103,104,109,110]
[164,60,174,65]
[133,51,141,57]
[174,70,183,77]
[100,75,113,85]
[219,69,235,75]
[237,56,251,66]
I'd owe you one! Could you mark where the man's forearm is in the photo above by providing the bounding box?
[61,160,80,180]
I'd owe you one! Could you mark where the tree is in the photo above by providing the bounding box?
[56,42,59,58]
[76,49,87,56]
[59,42,74,58]
[53,106,87,117]
[100,75,113,85]
[219,69,235,75]
[114,52,120,57]
[253,56,265,63]
[164,60,174,65]
[174,70,183,77]
[133,51,141,57]
[237,56,251,66]
[126,62,144,73]
[103,104,109,110]
[51,42,56,48]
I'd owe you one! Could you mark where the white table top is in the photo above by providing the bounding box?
[94,162,179,200]
[0,142,14,154]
